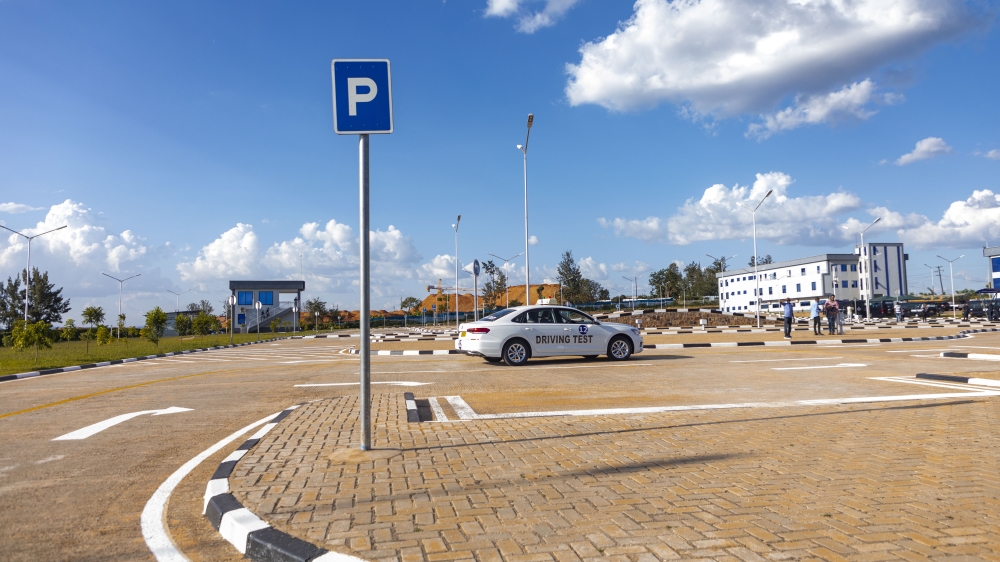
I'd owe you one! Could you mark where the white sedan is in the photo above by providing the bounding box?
[456,305,643,365]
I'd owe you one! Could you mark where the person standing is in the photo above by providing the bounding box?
[782,298,794,339]
[963,302,971,321]
[824,295,840,335]
[809,297,822,335]
[894,300,903,323]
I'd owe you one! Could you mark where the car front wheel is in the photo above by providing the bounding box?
[502,339,530,366]
[607,336,633,361]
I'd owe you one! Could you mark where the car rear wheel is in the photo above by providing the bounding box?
[607,336,633,361]
[502,339,530,366]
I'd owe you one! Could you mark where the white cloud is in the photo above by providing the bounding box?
[0,202,43,214]
[177,223,259,284]
[846,190,1000,249]
[418,254,456,282]
[976,149,1000,160]
[600,172,862,246]
[486,0,582,33]
[746,80,901,139]
[566,0,977,128]
[528,235,539,245]
[895,137,953,165]
[578,256,608,280]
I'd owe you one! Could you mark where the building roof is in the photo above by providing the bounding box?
[229,280,305,291]
[722,254,857,277]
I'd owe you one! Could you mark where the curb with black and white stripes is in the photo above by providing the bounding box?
[643,327,1000,349]
[347,348,463,356]
[203,404,366,562]
[916,373,1000,387]
[0,337,288,383]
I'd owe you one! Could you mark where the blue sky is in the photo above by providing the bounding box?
[1,0,998,320]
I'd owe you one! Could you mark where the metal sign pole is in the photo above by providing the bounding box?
[359,133,372,451]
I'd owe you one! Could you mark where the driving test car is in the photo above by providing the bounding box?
[456,305,643,365]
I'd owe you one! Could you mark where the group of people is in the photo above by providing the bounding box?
[782,295,843,339]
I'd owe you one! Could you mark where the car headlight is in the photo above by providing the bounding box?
[630,328,640,335]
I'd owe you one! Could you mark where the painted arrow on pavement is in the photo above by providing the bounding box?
[53,407,193,441]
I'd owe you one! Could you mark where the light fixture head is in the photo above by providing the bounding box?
[516,144,523,150]
[763,189,773,198]
[872,217,882,224]
[457,214,461,223]
[527,114,533,128]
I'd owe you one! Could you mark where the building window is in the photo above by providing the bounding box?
[840,264,847,272]
[874,262,880,272]
[796,283,801,292]
[238,291,253,305]
[768,287,773,295]
[811,282,816,290]
[237,313,245,325]
[842,280,848,288]
[782,285,787,294]
[875,279,881,288]
[800,268,806,276]
[851,264,857,271]
[259,291,274,305]
[817,265,821,273]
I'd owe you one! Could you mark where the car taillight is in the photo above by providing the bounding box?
[468,327,490,334]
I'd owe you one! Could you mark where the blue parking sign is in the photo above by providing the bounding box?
[331,59,393,134]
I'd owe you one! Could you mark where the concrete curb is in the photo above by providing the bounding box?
[0,337,288,383]
[203,404,368,562]
[940,351,1000,362]
[644,328,1000,349]
[347,349,463,356]
[916,373,1000,387]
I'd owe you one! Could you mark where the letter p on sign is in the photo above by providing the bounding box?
[332,60,393,134]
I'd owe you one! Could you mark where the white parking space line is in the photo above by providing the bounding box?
[429,397,448,422]
[869,376,991,391]
[441,386,1000,421]
[294,381,432,387]
[886,349,951,353]
[482,363,654,371]
[730,357,842,363]
[772,363,867,370]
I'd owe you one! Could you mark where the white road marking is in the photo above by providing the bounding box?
[429,397,448,421]
[294,381,432,387]
[886,349,951,353]
[730,357,842,363]
[772,363,868,371]
[33,455,64,464]
[443,388,1000,420]
[53,407,194,441]
[483,362,654,371]
[141,412,276,562]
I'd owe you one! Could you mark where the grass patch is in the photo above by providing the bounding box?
[0,333,284,376]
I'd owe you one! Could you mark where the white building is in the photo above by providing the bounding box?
[719,254,861,313]
[857,242,909,301]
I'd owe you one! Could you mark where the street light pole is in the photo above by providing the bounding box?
[845,217,882,321]
[517,114,534,304]
[738,191,773,328]
[165,288,191,313]
[228,295,236,344]
[621,275,637,310]
[937,254,964,318]
[487,252,523,308]
[254,300,262,341]
[101,273,140,339]
[0,224,67,323]
[453,215,461,328]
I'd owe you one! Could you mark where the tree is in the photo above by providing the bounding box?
[556,251,607,304]
[269,318,281,333]
[400,297,421,314]
[11,320,54,362]
[25,268,71,324]
[81,306,105,353]
[0,276,24,331]
[61,318,79,341]
[174,313,192,336]
[649,264,683,299]
[95,326,112,345]
[117,313,126,339]
[536,285,545,303]
[748,255,773,267]
[305,297,328,320]
[187,300,214,314]
[142,307,167,346]
[192,311,219,336]
[481,261,507,310]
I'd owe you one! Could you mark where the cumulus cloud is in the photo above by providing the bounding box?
[600,172,862,246]
[486,0,581,33]
[0,202,43,214]
[975,149,1000,160]
[578,256,609,280]
[845,190,1000,249]
[528,235,539,245]
[178,221,422,296]
[747,80,902,139]
[566,0,978,130]
[895,137,953,165]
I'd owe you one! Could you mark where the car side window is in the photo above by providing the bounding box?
[537,309,555,323]
[513,309,556,323]
[556,309,593,324]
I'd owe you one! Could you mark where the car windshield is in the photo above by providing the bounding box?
[481,309,516,322]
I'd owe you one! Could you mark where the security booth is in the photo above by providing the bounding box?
[229,280,305,333]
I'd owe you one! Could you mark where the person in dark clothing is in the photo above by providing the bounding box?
[824,295,840,335]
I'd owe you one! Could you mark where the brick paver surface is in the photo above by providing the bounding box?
[232,392,1000,561]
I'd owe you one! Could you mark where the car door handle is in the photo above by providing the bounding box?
[524,327,533,331]
[563,328,571,331]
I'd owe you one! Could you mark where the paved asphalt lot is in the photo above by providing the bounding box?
[1,331,999,561]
